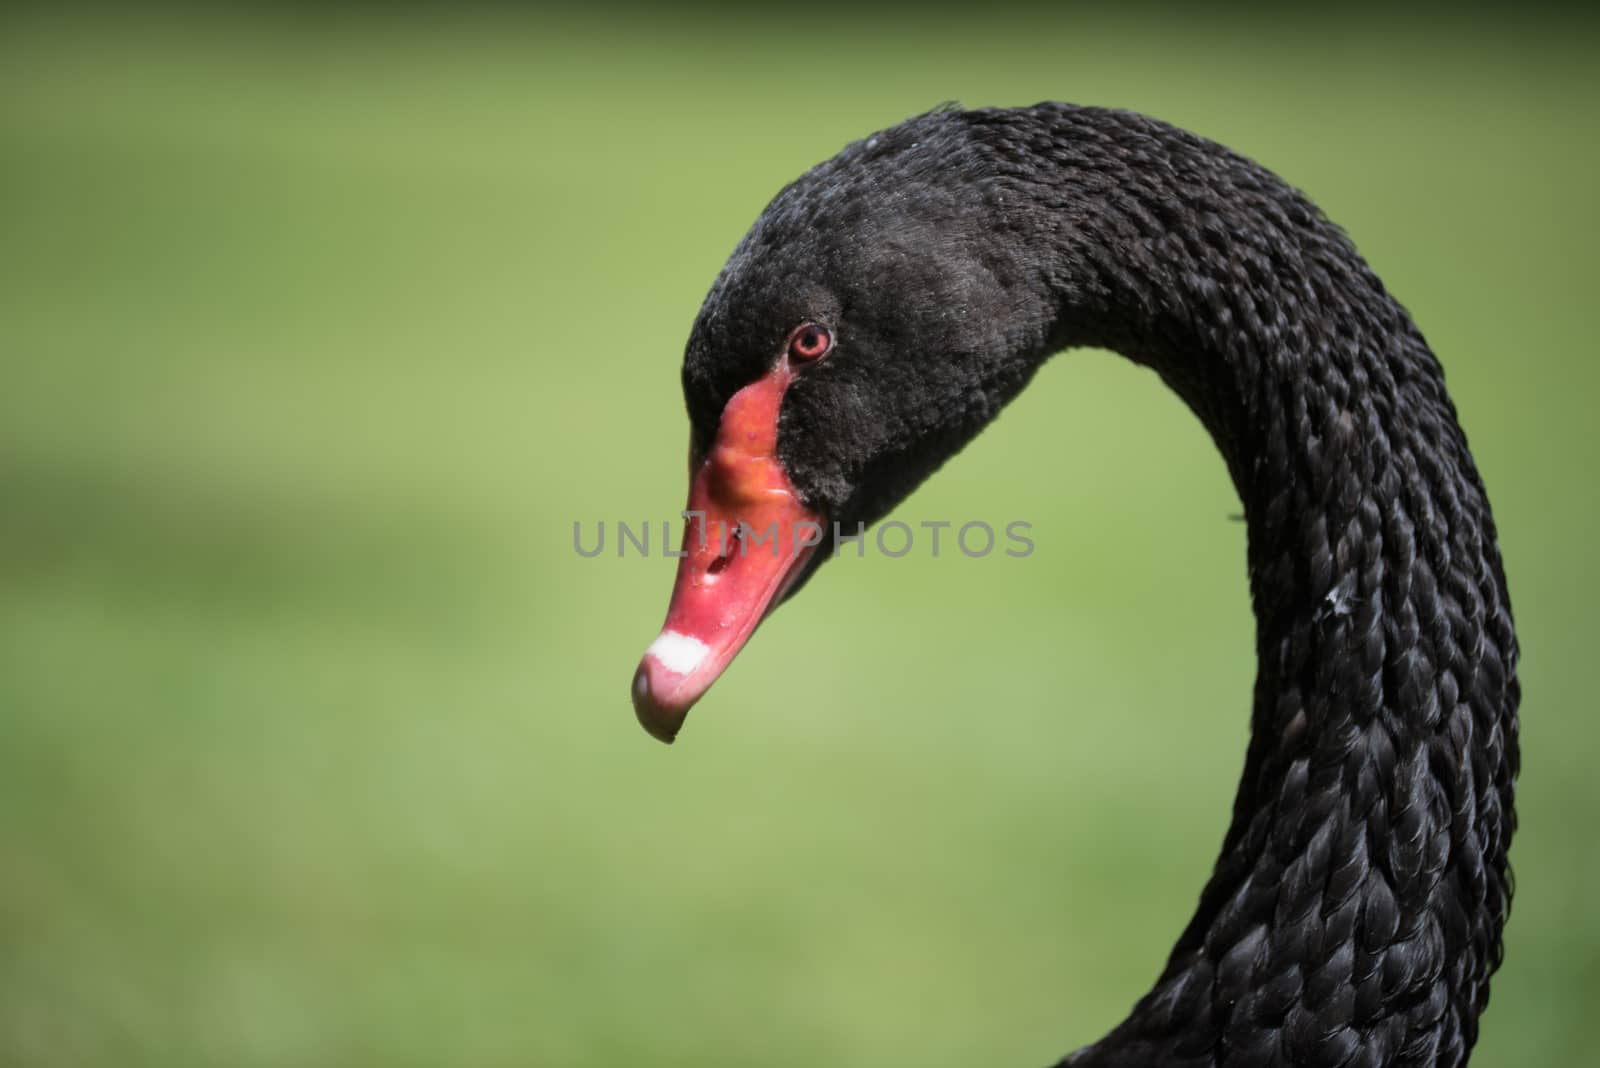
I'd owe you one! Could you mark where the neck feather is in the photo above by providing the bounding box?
[974,106,1520,1068]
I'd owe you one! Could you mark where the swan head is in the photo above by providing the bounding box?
[633,108,1060,742]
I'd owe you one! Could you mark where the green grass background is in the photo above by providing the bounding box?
[1,6,1595,1065]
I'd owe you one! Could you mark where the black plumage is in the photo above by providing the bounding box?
[676,104,1520,1067]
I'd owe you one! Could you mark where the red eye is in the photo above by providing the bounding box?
[787,323,833,362]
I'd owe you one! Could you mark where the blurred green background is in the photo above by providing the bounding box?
[2,5,1595,1066]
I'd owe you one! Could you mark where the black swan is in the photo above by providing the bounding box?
[630,104,1519,1067]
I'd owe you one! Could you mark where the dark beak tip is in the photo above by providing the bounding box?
[632,661,686,744]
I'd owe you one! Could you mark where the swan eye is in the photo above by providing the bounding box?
[786,323,833,362]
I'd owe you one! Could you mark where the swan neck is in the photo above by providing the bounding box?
[993,108,1522,1067]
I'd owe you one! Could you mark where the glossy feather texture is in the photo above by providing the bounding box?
[684,104,1520,1067]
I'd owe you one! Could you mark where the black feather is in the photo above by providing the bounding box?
[682,104,1520,1067]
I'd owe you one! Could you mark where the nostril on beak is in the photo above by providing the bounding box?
[707,544,736,576]
[704,524,743,578]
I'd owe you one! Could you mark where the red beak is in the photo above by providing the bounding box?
[631,359,823,743]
